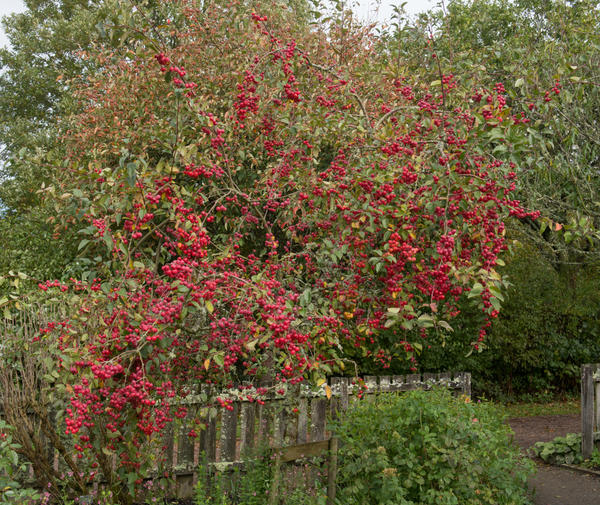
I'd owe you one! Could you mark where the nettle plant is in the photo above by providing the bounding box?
[28,0,538,501]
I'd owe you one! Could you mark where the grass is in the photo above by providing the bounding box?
[500,398,580,418]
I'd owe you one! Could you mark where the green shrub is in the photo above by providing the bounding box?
[532,433,583,465]
[330,389,534,505]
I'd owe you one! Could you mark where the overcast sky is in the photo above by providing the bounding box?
[0,0,438,48]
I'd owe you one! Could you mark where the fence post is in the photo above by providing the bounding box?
[327,437,338,505]
[582,364,595,459]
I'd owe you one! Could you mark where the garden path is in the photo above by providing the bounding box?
[509,414,600,505]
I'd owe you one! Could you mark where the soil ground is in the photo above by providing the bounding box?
[508,414,600,505]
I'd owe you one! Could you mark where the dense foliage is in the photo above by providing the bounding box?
[404,241,600,399]
[3,0,600,501]
[331,389,533,505]
[0,0,542,500]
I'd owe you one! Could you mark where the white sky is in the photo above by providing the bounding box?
[0,0,437,48]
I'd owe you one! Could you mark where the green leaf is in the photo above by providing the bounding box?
[126,162,137,187]
[468,283,484,298]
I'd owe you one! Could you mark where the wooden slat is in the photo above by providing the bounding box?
[339,378,349,412]
[329,377,340,419]
[327,437,338,505]
[390,375,403,392]
[405,374,421,390]
[257,403,272,447]
[178,423,195,471]
[310,399,327,442]
[297,398,308,444]
[379,376,391,392]
[461,371,472,397]
[364,375,378,393]
[239,402,256,455]
[582,364,595,459]
[220,402,239,462]
[596,381,600,433]
[204,413,217,463]
[269,450,282,505]
[275,405,287,446]
[193,434,201,486]
[422,373,436,389]
[276,439,330,463]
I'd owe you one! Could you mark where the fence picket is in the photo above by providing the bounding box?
[297,398,308,444]
[205,413,217,463]
[379,376,391,392]
[240,403,256,455]
[220,402,239,462]
[310,399,327,442]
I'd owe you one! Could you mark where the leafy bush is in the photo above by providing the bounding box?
[331,389,533,505]
[533,433,583,465]
[530,432,600,468]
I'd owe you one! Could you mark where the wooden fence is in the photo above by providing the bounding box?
[4,371,470,501]
[581,364,600,458]
[155,372,471,498]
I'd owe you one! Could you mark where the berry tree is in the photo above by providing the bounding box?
[22,0,537,501]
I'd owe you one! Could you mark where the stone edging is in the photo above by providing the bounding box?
[560,463,600,477]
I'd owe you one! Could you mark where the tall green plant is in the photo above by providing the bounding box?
[331,389,533,505]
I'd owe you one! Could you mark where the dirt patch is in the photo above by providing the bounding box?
[508,414,580,450]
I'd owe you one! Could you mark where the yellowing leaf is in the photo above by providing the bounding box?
[205,300,214,313]
[316,378,326,387]
[325,385,332,400]
[204,358,210,371]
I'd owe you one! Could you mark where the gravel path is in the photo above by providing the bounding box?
[508,414,600,505]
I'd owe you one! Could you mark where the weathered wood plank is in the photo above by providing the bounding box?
[327,437,338,505]
[595,380,600,434]
[582,364,595,459]
[364,375,378,393]
[310,399,327,442]
[240,402,256,455]
[220,402,239,462]
[422,373,436,389]
[390,375,404,392]
[275,406,287,447]
[339,378,349,412]
[257,403,273,447]
[405,374,421,390]
[296,398,308,444]
[276,439,330,463]
[178,422,195,470]
[379,376,391,392]
[205,413,217,463]
[438,372,451,383]
[462,371,472,397]
[329,377,340,418]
